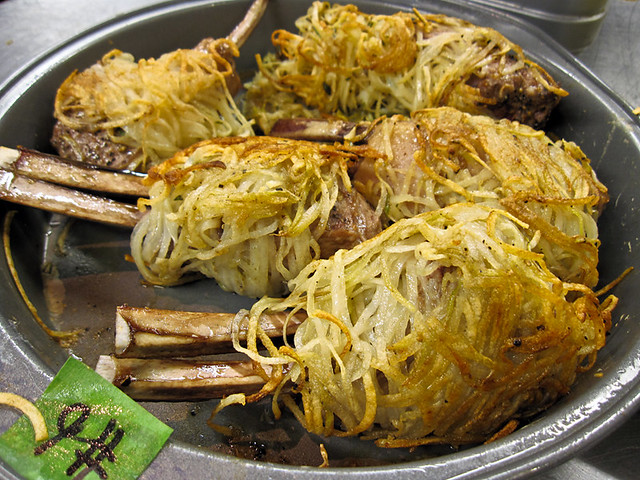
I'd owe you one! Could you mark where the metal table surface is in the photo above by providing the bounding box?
[0,0,638,479]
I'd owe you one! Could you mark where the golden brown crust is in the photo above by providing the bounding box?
[244,2,567,133]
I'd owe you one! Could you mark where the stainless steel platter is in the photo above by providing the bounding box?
[0,1,639,478]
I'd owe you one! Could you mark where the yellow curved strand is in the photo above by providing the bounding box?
[207,393,246,436]
[312,310,353,357]
[335,371,377,437]
[2,212,81,346]
[244,3,567,132]
[0,392,48,442]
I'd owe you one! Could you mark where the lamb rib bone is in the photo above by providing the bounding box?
[227,0,269,47]
[95,356,280,401]
[115,305,305,358]
[94,305,304,400]
[0,170,143,227]
[0,146,148,196]
[0,147,147,227]
[270,118,368,143]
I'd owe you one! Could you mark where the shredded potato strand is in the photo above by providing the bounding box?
[354,109,608,288]
[130,137,367,297]
[229,204,613,446]
[0,392,48,442]
[2,212,81,346]
[55,39,253,170]
[244,2,566,133]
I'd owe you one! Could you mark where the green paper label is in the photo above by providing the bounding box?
[0,357,172,479]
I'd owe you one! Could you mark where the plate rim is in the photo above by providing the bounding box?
[1,1,639,478]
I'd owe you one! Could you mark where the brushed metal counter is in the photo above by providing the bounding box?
[0,1,638,479]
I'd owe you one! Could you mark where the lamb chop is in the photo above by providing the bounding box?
[95,203,617,447]
[3,105,607,294]
[271,108,608,288]
[243,2,567,134]
[130,136,382,297]
[50,0,269,172]
[0,137,383,299]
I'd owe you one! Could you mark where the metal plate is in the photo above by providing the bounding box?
[0,0,639,478]
[465,0,609,52]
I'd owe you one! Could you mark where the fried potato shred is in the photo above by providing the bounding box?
[356,108,608,287]
[0,392,48,442]
[244,2,566,133]
[130,136,371,297]
[227,204,615,446]
[54,38,253,171]
[3,211,81,346]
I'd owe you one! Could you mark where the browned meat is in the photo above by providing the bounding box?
[318,182,382,258]
[351,117,425,214]
[50,0,267,170]
[417,19,566,130]
[465,56,561,129]
[49,33,243,171]
[273,116,429,214]
[244,3,567,134]
[51,120,140,170]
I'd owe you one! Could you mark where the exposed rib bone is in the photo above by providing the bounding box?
[0,169,143,227]
[95,356,276,401]
[115,305,305,358]
[227,0,269,47]
[98,304,302,401]
[270,118,367,143]
[0,147,148,197]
